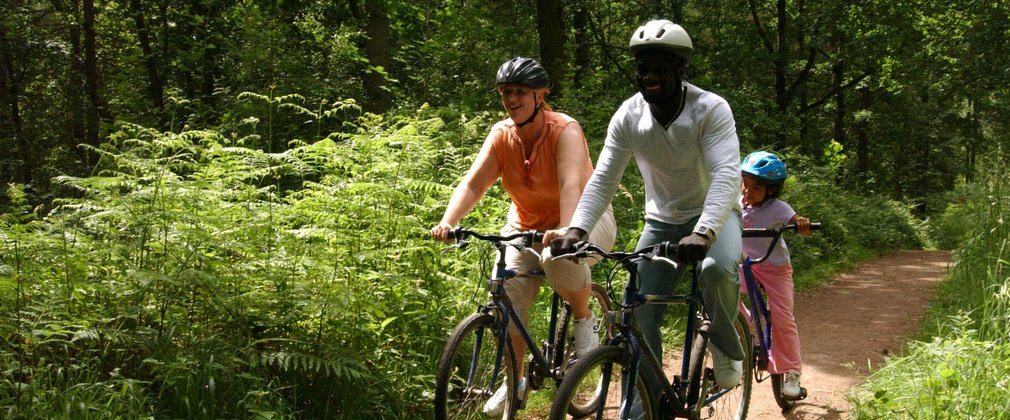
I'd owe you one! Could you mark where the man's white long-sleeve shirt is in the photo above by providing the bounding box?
[571,82,741,236]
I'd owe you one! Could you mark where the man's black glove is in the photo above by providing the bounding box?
[550,227,588,257]
[676,233,712,263]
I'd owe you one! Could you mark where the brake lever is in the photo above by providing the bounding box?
[550,241,591,262]
[440,239,470,255]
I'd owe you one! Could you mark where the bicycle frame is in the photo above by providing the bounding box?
[741,256,773,373]
[577,244,729,419]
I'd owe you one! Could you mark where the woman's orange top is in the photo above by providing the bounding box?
[492,111,594,230]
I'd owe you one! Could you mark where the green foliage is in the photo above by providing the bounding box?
[0,103,485,417]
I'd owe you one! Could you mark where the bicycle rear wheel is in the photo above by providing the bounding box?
[434,312,517,420]
[547,345,661,420]
[687,312,752,419]
[553,284,614,416]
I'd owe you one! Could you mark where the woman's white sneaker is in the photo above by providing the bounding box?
[483,377,526,417]
[574,314,600,358]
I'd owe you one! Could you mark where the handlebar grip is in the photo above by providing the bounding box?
[656,241,677,258]
[741,228,776,238]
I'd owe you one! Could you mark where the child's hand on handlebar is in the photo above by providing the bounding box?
[794,216,811,237]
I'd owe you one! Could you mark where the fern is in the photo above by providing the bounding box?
[260,350,365,381]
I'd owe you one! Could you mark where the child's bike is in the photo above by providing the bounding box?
[740,222,821,411]
[547,240,752,419]
[433,227,613,419]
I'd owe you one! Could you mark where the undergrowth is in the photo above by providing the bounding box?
[0,94,927,418]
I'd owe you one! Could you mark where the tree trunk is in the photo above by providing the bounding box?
[190,1,218,116]
[536,0,564,97]
[831,31,846,156]
[965,98,977,183]
[347,0,362,20]
[130,0,164,123]
[0,20,31,184]
[855,86,870,183]
[69,0,87,158]
[796,11,809,150]
[667,0,685,24]
[773,0,788,147]
[83,0,102,161]
[572,5,588,90]
[362,0,390,113]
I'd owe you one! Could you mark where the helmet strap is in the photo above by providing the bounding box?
[516,97,541,127]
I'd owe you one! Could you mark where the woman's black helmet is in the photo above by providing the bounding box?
[495,57,550,88]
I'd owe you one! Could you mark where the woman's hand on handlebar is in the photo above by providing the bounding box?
[542,228,567,247]
[430,221,455,243]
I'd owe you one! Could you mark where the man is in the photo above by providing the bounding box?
[553,19,745,391]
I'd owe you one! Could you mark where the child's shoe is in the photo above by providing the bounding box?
[781,371,802,398]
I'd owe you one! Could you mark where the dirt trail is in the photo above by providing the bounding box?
[743,250,952,419]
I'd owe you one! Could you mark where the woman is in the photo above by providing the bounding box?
[431,56,616,416]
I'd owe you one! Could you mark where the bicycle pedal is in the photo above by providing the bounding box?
[782,387,807,401]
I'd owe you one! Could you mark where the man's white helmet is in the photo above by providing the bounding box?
[629,20,693,60]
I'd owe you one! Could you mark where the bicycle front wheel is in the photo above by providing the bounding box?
[548,345,661,420]
[553,283,613,416]
[434,312,518,420]
[688,312,753,419]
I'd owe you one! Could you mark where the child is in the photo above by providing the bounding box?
[739,151,811,399]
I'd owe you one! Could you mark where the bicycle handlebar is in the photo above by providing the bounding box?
[742,222,821,264]
[446,227,545,259]
[741,222,821,238]
[447,227,545,243]
[553,240,680,270]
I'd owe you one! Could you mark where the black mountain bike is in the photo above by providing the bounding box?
[434,228,613,419]
[548,241,752,419]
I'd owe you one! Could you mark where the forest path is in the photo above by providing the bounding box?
[743,250,952,419]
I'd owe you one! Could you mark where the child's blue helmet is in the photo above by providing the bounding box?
[741,151,787,183]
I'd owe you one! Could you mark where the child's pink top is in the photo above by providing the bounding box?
[742,197,796,266]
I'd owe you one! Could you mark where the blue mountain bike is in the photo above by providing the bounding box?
[740,222,821,412]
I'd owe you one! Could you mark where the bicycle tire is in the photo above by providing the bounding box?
[687,313,752,419]
[547,345,662,420]
[770,373,797,411]
[553,283,614,417]
[435,312,518,420]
